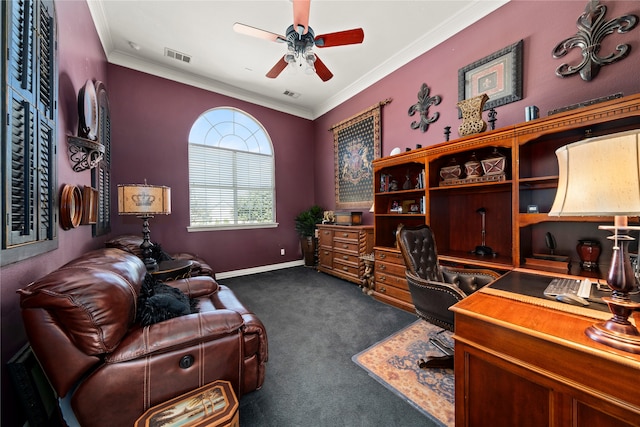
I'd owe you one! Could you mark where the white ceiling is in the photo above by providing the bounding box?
[87,0,509,119]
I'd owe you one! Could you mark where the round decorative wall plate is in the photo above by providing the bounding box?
[60,184,83,230]
[79,79,98,141]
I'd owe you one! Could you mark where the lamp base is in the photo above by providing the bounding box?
[585,296,640,354]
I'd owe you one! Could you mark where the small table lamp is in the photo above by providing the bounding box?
[549,129,640,353]
[118,183,171,270]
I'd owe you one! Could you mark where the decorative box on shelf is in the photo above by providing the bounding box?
[334,211,363,225]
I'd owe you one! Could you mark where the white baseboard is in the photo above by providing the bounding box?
[215,259,306,280]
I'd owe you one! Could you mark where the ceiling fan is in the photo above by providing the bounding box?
[233,0,364,82]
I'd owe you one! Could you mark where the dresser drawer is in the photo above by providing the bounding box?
[318,228,334,246]
[333,229,360,241]
[333,251,359,265]
[333,239,359,253]
[333,259,360,278]
[319,248,333,269]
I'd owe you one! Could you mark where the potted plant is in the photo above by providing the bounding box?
[295,205,324,266]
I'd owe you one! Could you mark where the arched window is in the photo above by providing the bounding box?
[188,108,276,230]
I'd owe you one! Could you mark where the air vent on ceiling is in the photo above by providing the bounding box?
[283,90,300,99]
[164,47,191,64]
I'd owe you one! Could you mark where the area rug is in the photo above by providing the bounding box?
[352,320,454,427]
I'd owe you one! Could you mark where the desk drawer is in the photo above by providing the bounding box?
[375,260,406,277]
[375,279,412,303]
[375,249,404,265]
[374,271,409,291]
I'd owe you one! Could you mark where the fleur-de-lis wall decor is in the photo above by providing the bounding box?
[552,0,637,81]
[408,83,441,133]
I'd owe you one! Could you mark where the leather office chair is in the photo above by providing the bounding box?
[396,224,500,368]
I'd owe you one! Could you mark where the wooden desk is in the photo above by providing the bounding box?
[451,271,640,427]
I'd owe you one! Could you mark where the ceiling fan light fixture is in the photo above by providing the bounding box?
[304,50,316,74]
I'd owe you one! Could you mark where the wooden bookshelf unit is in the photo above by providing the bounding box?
[372,93,640,311]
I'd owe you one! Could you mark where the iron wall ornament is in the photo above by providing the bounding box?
[552,0,638,81]
[408,83,441,133]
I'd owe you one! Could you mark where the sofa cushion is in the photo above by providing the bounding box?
[137,274,199,326]
[18,248,146,355]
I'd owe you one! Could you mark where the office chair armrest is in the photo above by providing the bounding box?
[441,267,500,296]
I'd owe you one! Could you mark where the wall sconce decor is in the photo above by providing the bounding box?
[118,183,171,270]
[67,80,106,172]
[552,0,638,81]
[408,83,441,133]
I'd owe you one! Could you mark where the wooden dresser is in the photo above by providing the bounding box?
[451,270,640,427]
[317,224,373,284]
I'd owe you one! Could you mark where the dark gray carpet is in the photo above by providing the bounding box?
[223,266,441,427]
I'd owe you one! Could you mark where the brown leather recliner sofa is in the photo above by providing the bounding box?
[18,247,268,427]
[105,234,215,278]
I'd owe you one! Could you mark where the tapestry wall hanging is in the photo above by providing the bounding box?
[331,99,390,209]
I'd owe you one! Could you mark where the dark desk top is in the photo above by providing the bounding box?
[487,270,640,315]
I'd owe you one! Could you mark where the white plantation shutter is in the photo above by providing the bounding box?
[188,108,275,228]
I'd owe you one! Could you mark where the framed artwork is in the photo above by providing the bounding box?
[331,101,389,209]
[458,40,523,116]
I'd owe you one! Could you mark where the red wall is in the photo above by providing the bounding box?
[2,1,640,424]
[1,1,109,425]
[106,66,315,272]
[313,0,640,223]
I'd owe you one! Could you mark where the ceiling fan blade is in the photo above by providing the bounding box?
[314,55,333,82]
[292,0,310,34]
[266,57,288,79]
[233,22,286,43]
[315,28,364,48]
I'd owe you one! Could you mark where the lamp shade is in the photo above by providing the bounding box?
[118,184,171,215]
[549,129,640,217]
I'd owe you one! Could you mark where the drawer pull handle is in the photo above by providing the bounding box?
[379,253,386,259]
[379,264,385,270]
[379,275,386,281]
[379,286,386,293]
[342,266,349,271]
[343,244,348,248]
[343,233,349,237]
[343,255,348,260]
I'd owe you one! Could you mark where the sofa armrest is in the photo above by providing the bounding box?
[106,309,244,363]
[169,276,219,298]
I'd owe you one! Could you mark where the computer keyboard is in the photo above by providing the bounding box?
[544,278,592,299]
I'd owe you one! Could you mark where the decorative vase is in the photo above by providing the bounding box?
[301,236,316,267]
[464,153,482,178]
[457,93,489,137]
[440,158,462,181]
[577,239,601,270]
[481,147,507,176]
